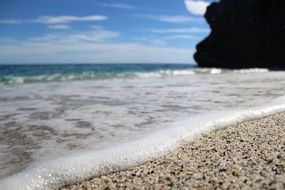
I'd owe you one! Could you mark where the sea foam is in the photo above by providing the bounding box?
[1,95,285,190]
[0,67,270,84]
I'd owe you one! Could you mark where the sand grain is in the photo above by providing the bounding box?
[62,112,285,190]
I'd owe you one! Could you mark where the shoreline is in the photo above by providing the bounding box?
[62,112,285,189]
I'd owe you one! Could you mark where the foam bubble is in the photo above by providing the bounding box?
[8,76,25,84]
[233,68,270,74]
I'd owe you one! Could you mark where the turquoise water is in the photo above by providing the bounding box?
[0,64,195,84]
[0,64,270,84]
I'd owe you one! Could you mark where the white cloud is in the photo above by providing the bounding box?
[90,25,105,30]
[184,0,210,15]
[98,3,138,10]
[35,15,108,24]
[0,43,194,63]
[0,30,194,64]
[149,39,167,46]
[137,14,202,23]
[149,27,209,34]
[0,19,23,24]
[47,25,71,30]
[0,15,108,27]
[30,29,120,43]
[165,35,197,40]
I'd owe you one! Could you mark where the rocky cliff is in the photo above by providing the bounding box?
[194,0,285,68]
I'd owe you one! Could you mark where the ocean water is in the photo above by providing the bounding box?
[0,64,285,189]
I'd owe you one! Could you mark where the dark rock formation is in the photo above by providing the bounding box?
[194,0,285,68]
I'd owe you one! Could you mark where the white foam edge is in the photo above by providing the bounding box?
[1,95,285,190]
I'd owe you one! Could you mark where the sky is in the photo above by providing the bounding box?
[0,0,215,64]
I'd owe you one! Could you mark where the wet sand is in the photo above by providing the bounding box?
[62,112,285,189]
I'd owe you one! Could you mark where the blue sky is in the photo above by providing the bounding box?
[0,0,215,64]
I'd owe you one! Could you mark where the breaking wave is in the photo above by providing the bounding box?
[0,67,270,85]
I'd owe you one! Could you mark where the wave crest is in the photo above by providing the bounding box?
[0,68,270,85]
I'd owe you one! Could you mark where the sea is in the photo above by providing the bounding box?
[0,64,285,189]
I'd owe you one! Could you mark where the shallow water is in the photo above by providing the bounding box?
[0,65,284,179]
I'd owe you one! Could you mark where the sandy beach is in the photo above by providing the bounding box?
[62,112,285,189]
